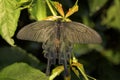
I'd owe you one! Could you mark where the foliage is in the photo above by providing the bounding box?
[0,63,49,80]
[0,0,120,80]
[0,0,21,46]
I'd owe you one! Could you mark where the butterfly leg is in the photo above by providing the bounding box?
[63,44,73,76]
[43,43,57,75]
[46,54,51,75]
[58,42,73,76]
[42,43,51,75]
[63,52,69,76]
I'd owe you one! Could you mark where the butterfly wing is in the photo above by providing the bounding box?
[17,21,56,43]
[62,21,102,43]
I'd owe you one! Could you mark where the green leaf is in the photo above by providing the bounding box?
[73,44,103,56]
[72,57,90,80]
[71,67,79,78]
[88,0,108,15]
[0,0,28,46]
[0,78,15,80]
[49,66,64,80]
[0,63,49,80]
[102,0,120,29]
[16,0,29,4]
[102,50,120,64]
[0,47,43,69]
[28,0,47,20]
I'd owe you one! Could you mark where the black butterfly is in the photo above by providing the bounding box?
[17,19,102,76]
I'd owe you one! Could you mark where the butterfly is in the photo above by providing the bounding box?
[17,19,102,76]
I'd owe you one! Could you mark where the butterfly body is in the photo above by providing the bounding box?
[42,20,72,76]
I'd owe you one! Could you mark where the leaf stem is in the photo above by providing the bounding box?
[45,0,57,16]
[19,0,33,10]
[77,66,89,80]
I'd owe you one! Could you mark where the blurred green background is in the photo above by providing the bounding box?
[0,0,120,80]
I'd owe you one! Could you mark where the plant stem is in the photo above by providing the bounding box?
[20,0,33,10]
[45,0,57,16]
[77,66,89,80]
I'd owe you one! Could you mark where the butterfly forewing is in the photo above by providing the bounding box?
[17,20,102,43]
[17,21,56,42]
[62,21,102,43]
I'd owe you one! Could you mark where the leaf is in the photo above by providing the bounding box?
[64,76,71,80]
[28,0,47,20]
[53,1,65,17]
[73,44,103,56]
[102,50,120,64]
[71,57,97,80]
[71,57,89,80]
[71,67,79,77]
[43,16,62,20]
[0,63,49,80]
[88,0,108,15]
[73,44,90,56]
[0,47,43,70]
[102,0,120,29]
[65,0,78,18]
[49,66,64,80]
[0,0,28,46]
[0,78,15,80]
[87,75,96,80]
[16,0,29,5]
